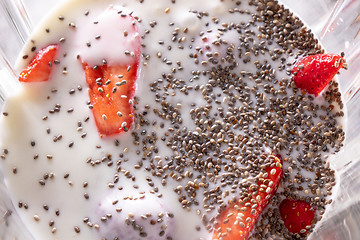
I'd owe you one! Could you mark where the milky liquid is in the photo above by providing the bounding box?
[0,0,346,239]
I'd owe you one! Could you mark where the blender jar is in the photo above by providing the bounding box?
[0,0,360,239]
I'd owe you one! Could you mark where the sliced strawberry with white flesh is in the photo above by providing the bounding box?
[81,10,141,136]
[213,154,283,240]
[279,199,315,234]
[19,44,59,82]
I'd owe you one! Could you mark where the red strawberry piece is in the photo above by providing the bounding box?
[292,53,345,96]
[279,199,315,234]
[83,63,138,136]
[213,154,283,240]
[82,12,141,136]
[19,44,58,82]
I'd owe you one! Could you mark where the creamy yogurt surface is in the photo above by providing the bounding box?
[0,0,345,239]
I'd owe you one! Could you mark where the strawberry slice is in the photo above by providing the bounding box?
[279,199,315,234]
[292,54,345,96]
[213,154,283,240]
[19,44,58,82]
[81,10,141,136]
[84,63,138,136]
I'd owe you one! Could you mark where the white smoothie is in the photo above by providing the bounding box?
[0,0,346,239]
